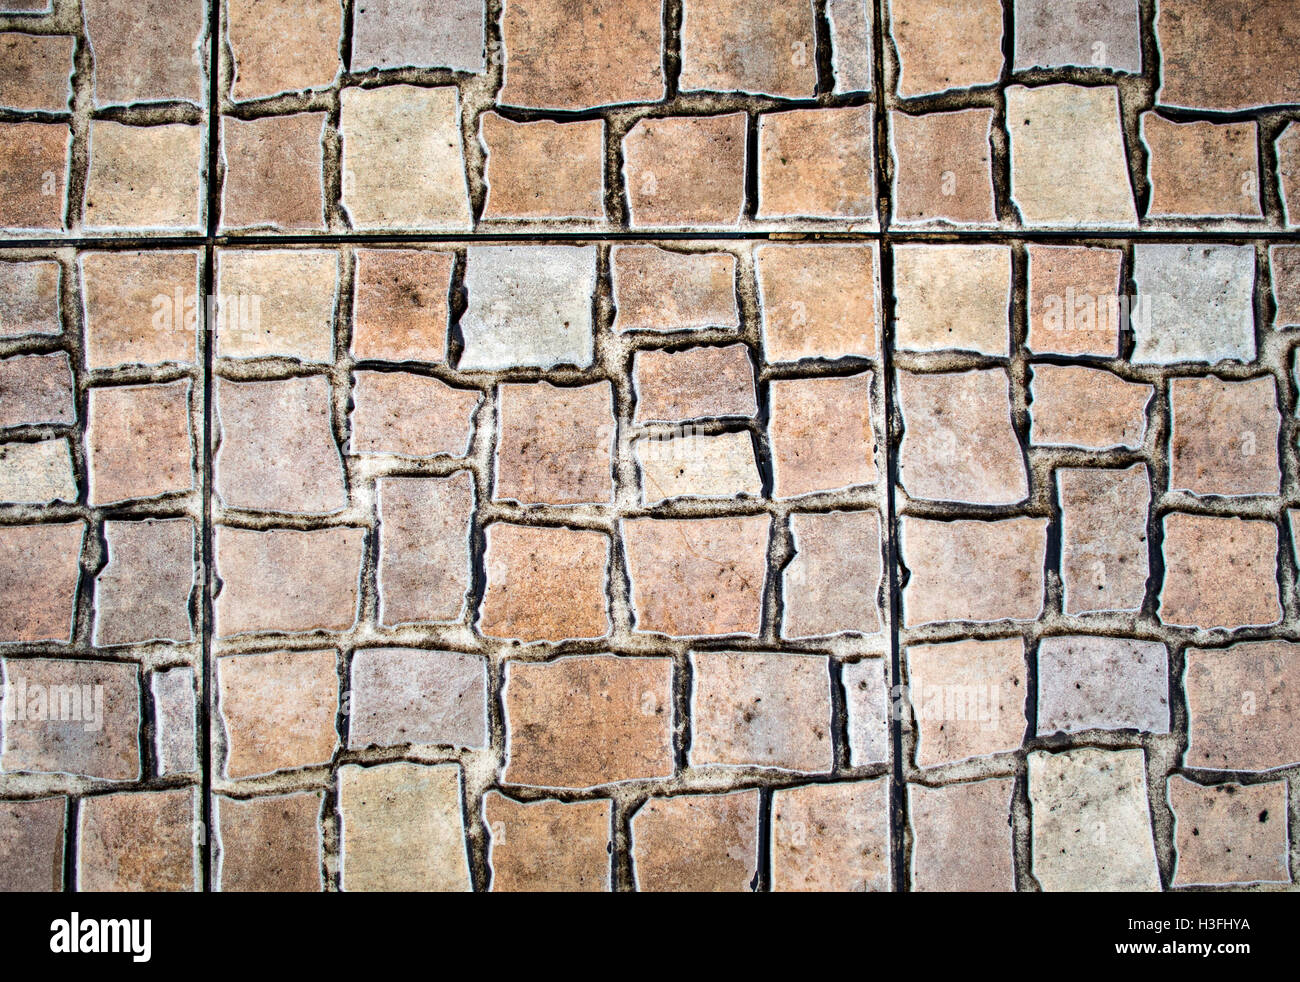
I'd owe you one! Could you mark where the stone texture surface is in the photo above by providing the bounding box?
[216,792,324,892]
[1029,365,1151,450]
[771,779,891,892]
[844,659,889,766]
[0,260,61,338]
[1131,244,1256,365]
[495,381,614,504]
[352,0,485,72]
[1282,123,1300,226]
[0,523,83,642]
[227,0,341,101]
[1169,376,1281,496]
[0,797,65,892]
[0,122,67,231]
[632,345,757,422]
[479,524,610,642]
[1272,245,1300,327]
[0,353,75,429]
[1013,0,1141,72]
[891,109,995,225]
[890,0,1003,96]
[216,249,338,362]
[623,114,747,228]
[1029,749,1161,892]
[350,371,480,458]
[81,250,199,368]
[1159,514,1280,630]
[909,779,1015,892]
[0,33,74,111]
[77,789,197,892]
[485,793,611,892]
[1038,636,1168,736]
[84,0,204,106]
[480,113,604,221]
[94,519,195,646]
[893,244,1010,355]
[152,667,197,776]
[756,244,878,361]
[221,114,327,231]
[612,247,739,332]
[690,650,833,773]
[783,511,883,639]
[680,0,817,98]
[84,123,203,231]
[1025,245,1123,356]
[503,655,673,789]
[769,373,877,498]
[631,791,759,892]
[757,106,875,219]
[1058,465,1150,615]
[1184,642,1300,772]
[376,474,474,626]
[1143,115,1261,219]
[828,0,872,93]
[636,431,761,504]
[0,439,76,504]
[351,249,451,363]
[349,648,488,750]
[1168,777,1289,886]
[87,382,193,504]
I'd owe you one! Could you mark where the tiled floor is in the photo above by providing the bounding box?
[1,0,1298,892]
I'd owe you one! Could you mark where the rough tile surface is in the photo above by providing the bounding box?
[910,780,1015,892]
[1037,636,1169,735]
[770,779,891,892]
[1168,777,1289,886]
[349,648,488,750]
[485,793,612,892]
[631,791,759,892]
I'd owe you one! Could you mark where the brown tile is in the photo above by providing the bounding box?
[480,113,605,221]
[632,345,757,423]
[1185,641,1300,772]
[216,792,324,892]
[894,244,1010,355]
[635,431,760,505]
[151,667,197,776]
[499,0,663,110]
[216,249,338,362]
[691,650,832,773]
[0,352,75,429]
[485,793,611,892]
[94,519,195,646]
[757,106,875,219]
[81,250,199,368]
[1271,245,1300,327]
[0,260,61,339]
[891,109,995,224]
[1282,124,1300,226]
[0,33,73,110]
[890,0,1003,96]
[494,381,614,505]
[1025,245,1124,356]
[623,516,768,637]
[0,797,65,892]
[84,122,203,231]
[84,0,205,106]
[1,657,138,780]
[1160,514,1280,629]
[349,648,487,750]
[480,524,610,642]
[631,791,759,892]
[909,780,1015,892]
[350,371,480,458]
[221,114,327,231]
[218,648,339,779]
[1029,364,1151,449]
[215,376,346,514]
[227,0,341,101]
[1143,114,1261,218]
[1169,777,1290,886]
[611,246,739,333]
[680,0,817,98]
[623,115,747,228]
[771,779,891,892]
[901,517,1048,626]
[783,511,883,639]
[1058,466,1151,616]
[351,249,451,362]
[0,523,83,643]
[0,123,68,230]
[376,474,473,626]
[756,243,878,361]
[77,789,198,892]
[770,373,877,498]
[503,655,673,789]
[897,369,1026,505]
[214,526,364,637]
[1170,376,1281,496]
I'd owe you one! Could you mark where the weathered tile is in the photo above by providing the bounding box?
[691,650,832,773]
[1281,123,1300,226]
[498,0,663,110]
[631,791,759,892]
[349,648,487,750]
[214,526,364,637]
[1131,244,1256,365]
[480,113,605,221]
[893,244,1010,355]
[623,115,747,228]
[633,345,757,422]
[88,381,194,504]
[1028,748,1160,892]
[909,780,1015,892]
[221,114,327,231]
[1271,245,1300,327]
[828,0,872,93]
[756,243,879,361]
[340,85,471,230]
[0,33,74,110]
[0,122,68,231]
[624,516,768,637]
[1185,641,1300,772]
[77,789,197,892]
[216,249,338,362]
[215,376,346,515]
[1,657,138,780]
[636,431,761,505]
[1006,85,1137,227]
[0,352,74,429]
[1159,514,1280,629]
[1038,637,1168,735]
[338,761,470,891]
[503,655,673,789]
[1025,245,1123,356]
[216,792,324,892]
[376,474,473,626]
[757,106,875,220]
[350,371,480,458]
[0,440,76,504]
[906,638,1028,767]
[479,524,610,642]
[1012,0,1140,72]
[1169,777,1290,887]
[84,122,203,231]
[890,0,1003,96]
[218,648,339,779]
[151,667,197,776]
[1143,114,1261,219]
[1058,465,1151,615]
[352,0,485,72]
[351,249,451,363]
[898,369,1026,504]
[227,0,341,101]
[1169,376,1281,496]
[784,511,883,639]
[81,250,200,368]
[495,381,614,504]
[0,523,83,642]
[680,0,817,98]
[770,373,877,498]
[459,245,596,370]
[94,519,195,646]
[0,260,61,338]
[844,659,889,766]
[84,0,205,106]
[901,517,1047,626]
[485,793,611,892]
[611,247,739,333]
[1029,365,1151,450]
[0,797,65,892]
[891,109,995,225]
[771,779,891,892]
